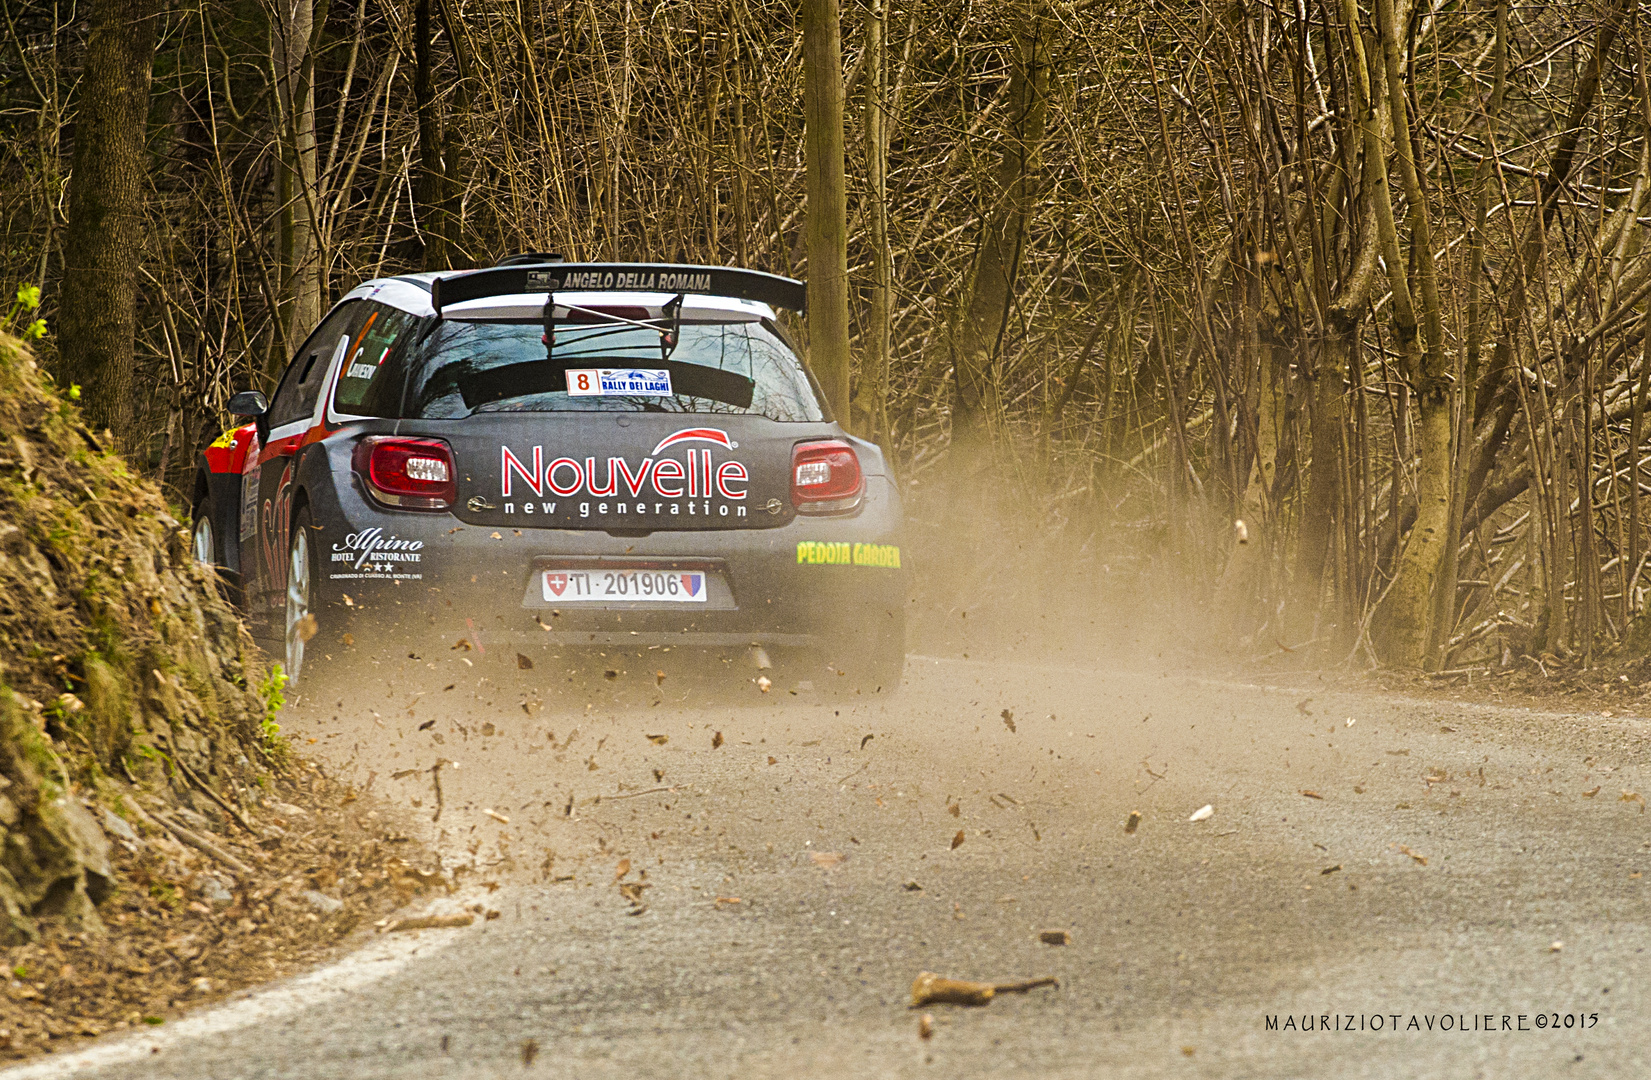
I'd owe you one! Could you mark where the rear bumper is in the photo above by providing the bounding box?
[298,448,907,652]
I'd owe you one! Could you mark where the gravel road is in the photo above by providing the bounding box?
[21,653,1651,1078]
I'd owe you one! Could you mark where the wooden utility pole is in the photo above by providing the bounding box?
[802,0,851,423]
[57,0,159,437]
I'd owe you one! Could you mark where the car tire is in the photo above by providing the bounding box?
[823,610,906,698]
[191,492,218,568]
[285,507,321,685]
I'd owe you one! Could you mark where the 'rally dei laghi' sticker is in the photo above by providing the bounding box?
[796,541,902,568]
[565,368,673,396]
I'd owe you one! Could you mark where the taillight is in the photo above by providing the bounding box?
[790,440,864,514]
[352,436,456,509]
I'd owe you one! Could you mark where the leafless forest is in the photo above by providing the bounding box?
[4,0,1651,671]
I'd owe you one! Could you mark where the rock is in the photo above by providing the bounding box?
[198,876,234,907]
[300,889,343,915]
[52,798,114,904]
[101,807,139,844]
[270,800,309,820]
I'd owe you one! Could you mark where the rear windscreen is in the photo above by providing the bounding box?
[376,318,825,421]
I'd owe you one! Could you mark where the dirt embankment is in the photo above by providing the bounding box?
[0,332,441,1059]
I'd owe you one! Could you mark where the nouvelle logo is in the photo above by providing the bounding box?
[499,428,748,501]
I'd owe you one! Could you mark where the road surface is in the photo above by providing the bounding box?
[20,653,1651,1078]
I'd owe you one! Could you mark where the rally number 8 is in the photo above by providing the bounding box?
[575,373,591,391]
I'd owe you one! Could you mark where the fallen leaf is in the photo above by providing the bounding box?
[1321,865,1342,875]
[712,731,724,749]
[1300,790,1323,800]
[603,669,619,679]
[767,756,776,765]
[810,851,846,868]
[909,972,1057,1007]
[950,830,966,850]
[715,896,741,906]
[481,722,495,736]
[341,633,355,647]
[342,593,356,607]
[1396,844,1428,866]
[918,1014,934,1040]
[861,733,874,750]
[517,653,534,670]
[294,613,318,643]
[948,802,960,818]
[417,719,436,732]
[1188,805,1214,823]
[614,859,631,881]
[483,808,509,824]
[490,531,502,540]
[1039,929,1069,945]
[902,880,923,892]
[655,670,667,686]
[1622,790,1647,811]
[647,734,669,745]
[521,1038,539,1065]
[382,914,473,933]
[1582,786,1601,798]
[1124,810,1142,834]
[451,638,472,651]
[1181,1046,1196,1057]
[1001,709,1016,733]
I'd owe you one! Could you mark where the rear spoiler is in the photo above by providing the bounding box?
[430,263,806,316]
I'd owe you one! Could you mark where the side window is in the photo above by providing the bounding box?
[267,301,361,430]
[334,302,419,417]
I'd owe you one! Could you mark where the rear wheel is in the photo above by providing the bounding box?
[285,508,316,683]
[191,493,217,567]
[822,610,906,698]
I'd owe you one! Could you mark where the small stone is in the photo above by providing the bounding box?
[101,808,139,844]
[300,890,343,915]
[198,877,234,907]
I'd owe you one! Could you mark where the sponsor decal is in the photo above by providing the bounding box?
[530,270,715,293]
[796,541,901,569]
[329,527,425,578]
[209,429,237,449]
[495,428,750,520]
[257,461,295,607]
[564,368,673,397]
[651,428,736,454]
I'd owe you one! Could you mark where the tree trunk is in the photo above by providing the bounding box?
[859,0,891,442]
[413,0,449,270]
[948,0,1048,462]
[274,0,322,371]
[57,0,159,437]
[802,0,851,423]
[1342,0,1452,666]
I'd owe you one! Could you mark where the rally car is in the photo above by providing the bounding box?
[190,256,908,693]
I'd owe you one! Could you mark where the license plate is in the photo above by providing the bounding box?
[542,569,708,603]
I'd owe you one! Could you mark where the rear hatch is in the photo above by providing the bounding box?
[438,413,834,531]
